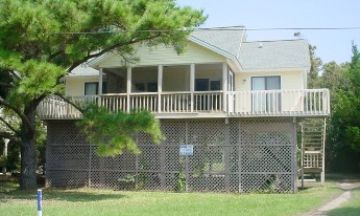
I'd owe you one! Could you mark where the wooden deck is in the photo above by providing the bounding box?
[37,89,330,119]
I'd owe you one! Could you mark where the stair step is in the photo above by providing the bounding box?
[302,179,317,182]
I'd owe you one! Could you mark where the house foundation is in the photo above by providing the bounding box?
[46,118,297,192]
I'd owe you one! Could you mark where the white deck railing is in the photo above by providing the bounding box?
[37,89,330,119]
[304,151,322,169]
[228,89,330,116]
[161,92,191,113]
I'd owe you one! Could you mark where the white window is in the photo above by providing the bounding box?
[84,82,98,95]
[251,76,281,112]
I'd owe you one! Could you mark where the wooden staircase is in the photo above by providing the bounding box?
[299,118,327,186]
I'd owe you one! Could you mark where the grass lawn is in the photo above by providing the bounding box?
[0,182,341,216]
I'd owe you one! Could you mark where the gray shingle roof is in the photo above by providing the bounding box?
[190,28,311,71]
[69,64,99,76]
[190,27,245,57]
[238,40,311,70]
[78,27,310,75]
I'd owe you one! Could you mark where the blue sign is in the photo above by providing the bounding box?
[179,145,193,156]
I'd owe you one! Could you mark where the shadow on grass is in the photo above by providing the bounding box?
[327,207,360,216]
[298,183,340,193]
[1,187,128,203]
[1,177,128,203]
[327,173,360,182]
[297,186,314,192]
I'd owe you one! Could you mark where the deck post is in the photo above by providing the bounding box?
[300,122,305,188]
[224,122,230,192]
[160,144,166,188]
[222,63,228,112]
[321,118,327,184]
[185,120,190,192]
[97,68,103,107]
[126,67,132,112]
[99,68,103,95]
[238,121,242,193]
[2,138,9,174]
[157,65,163,113]
[292,117,298,192]
[88,144,92,187]
[190,64,195,112]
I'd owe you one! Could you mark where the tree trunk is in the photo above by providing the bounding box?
[19,106,37,190]
[20,134,37,190]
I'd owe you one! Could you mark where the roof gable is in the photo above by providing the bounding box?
[95,41,225,68]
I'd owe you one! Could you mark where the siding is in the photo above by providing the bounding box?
[98,42,225,67]
[234,70,306,91]
[66,76,99,96]
[234,70,307,112]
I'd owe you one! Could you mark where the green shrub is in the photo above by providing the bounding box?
[175,171,186,192]
[117,174,136,190]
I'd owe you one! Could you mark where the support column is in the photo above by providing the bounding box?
[222,63,228,112]
[126,67,132,112]
[185,120,189,192]
[99,68,103,95]
[300,122,305,188]
[238,121,242,193]
[88,144,92,187]
[157,65,163,113]
[224,123,230,192]
[99,158,105,187]
[160,144,166,188]
[97,68,104,107]
[292,117,298,192]
[158,65,165,188]
[300,123,305,188]
[2,138,9,174]
[190,64,195,112]
[321,118,327,184]
[134,136,140,188]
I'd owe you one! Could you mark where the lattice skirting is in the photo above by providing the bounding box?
[46,118,297,192]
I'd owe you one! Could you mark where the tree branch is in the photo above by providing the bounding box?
[0,116,19,135]
[54,93,84,113]
[0,96,33,131]
[0,82,13,88]
[0,131,18,140]
[67,35,160,72]
[9,70,20,80]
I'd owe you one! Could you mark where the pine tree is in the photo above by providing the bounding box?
[0,0,205,190]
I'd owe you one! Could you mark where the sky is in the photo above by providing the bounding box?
[177,0,360,64]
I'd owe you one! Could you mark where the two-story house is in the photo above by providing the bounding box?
[38,27,330,192]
